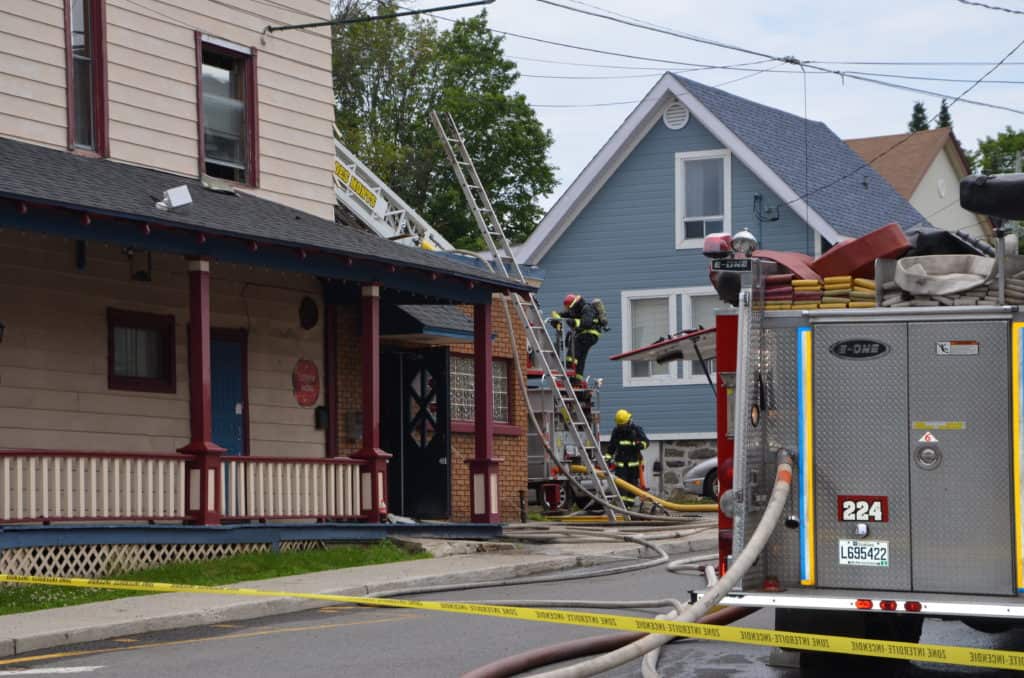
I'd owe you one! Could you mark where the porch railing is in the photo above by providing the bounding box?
[221,456,364,520]
[0,450,368,524]
[0,450,187,522]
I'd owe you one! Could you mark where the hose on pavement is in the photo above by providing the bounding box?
[568,465,718,512]
[529,449,794,677]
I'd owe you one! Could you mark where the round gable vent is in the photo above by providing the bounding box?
[663,102,690,130]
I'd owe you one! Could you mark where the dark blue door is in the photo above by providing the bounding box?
[211,334,245,456]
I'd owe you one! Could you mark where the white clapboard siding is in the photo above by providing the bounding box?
[4,0,334,219]
[0,232,325,458]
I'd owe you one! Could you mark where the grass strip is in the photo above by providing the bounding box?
[0,540,428,616]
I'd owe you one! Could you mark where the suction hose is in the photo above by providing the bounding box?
[462,604,757,678]
[531,449,794,678]
[569,465,718,512]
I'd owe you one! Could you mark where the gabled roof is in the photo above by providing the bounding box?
[0,137,529,292]
[520,73,929,265]
[845,127,963,199]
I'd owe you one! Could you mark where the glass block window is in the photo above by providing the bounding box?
[450,355,511,423]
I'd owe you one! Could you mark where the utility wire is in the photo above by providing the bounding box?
[956,0,1024,15]
[534,0,1024,115]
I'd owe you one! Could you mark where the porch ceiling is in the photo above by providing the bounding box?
[0,137,532,302]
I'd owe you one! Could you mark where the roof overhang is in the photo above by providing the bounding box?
[520,73,841,265]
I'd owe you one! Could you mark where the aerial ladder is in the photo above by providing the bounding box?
[429,111,627,517]
[333,126,453,251]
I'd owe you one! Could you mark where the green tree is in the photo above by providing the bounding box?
[332,4,556,248]
[971,126,1024,174]
[937,99,952,128]
[908,101,929,132]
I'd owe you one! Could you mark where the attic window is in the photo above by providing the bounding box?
[663,103,690,130]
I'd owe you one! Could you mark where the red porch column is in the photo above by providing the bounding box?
[178,257,225,525]
[468,302,500,523]
[354,284,390,522]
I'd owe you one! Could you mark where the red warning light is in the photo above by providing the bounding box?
[855,599,873,610]
[879,600,897,611]
[904,601,922,612]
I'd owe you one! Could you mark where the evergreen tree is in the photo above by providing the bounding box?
[908,102,929,132]
[937,99,952,128]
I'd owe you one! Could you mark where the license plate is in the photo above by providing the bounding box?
[838,539,889,567]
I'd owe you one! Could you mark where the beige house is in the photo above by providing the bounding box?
[0,0,529,568]
[846,127,991,239]
[1,0,335,218]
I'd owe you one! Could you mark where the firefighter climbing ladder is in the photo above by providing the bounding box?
[430,110,627,516]
[333,125,453,251]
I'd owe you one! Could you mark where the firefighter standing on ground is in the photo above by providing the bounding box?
[609,409,650,501]
[552,294,603,383]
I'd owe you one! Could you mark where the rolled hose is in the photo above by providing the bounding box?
[461,605,758,678]
[532,449,794,678]
[568,465,718,512]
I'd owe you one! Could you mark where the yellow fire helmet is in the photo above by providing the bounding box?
[614,409,632,426]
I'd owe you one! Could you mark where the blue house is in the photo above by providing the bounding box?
[519,73,926,493]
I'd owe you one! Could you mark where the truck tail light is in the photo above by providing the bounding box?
[879,600,897,611]
[904,601,922,612]
[855,599,873,610]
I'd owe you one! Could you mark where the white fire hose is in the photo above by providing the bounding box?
[532,449,795,678]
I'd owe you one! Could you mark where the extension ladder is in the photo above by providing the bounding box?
[333,126,453,252]
[430,111,627,515]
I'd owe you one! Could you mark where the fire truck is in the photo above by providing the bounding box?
[679,174,1024,649]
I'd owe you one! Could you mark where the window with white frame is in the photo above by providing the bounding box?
[621,288,719,386]
[675,150,731,248]
[683,290,719,382]
[622,290,678,386]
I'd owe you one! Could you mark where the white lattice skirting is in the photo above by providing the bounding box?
[0,540,325,578]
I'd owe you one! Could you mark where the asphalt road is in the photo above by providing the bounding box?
[5,556,1024,677]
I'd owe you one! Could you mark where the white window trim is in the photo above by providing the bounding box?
[679,285,719,385]
[621,288,683,388]
[675,149,732,250]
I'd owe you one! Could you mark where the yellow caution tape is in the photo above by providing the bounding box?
[1,574,1023,671]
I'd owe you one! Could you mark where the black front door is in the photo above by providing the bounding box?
[381,349,450,519]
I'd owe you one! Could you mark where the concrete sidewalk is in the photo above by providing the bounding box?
[0,523,716,659]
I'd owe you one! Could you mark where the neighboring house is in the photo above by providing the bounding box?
[0,0,529,577]
[519,73,926,496]
[846,127,990,238]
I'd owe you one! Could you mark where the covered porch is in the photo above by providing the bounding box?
[0,138,529,537]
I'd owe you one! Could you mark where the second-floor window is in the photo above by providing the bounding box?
[198,37,257,185]
[66,0,107,154]
[675,150,731,248]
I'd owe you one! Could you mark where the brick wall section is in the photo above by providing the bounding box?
[449,297,529,522]
[335,304,363,457]
[333,297,529,522]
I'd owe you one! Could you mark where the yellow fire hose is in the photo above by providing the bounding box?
[569,465,718,512]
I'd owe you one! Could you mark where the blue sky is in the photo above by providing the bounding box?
[439,0,1023,206]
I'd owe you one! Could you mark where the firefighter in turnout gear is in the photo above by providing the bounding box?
[552,294,604,384]
[609,409,649,502]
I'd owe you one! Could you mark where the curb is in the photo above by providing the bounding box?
[0,536,718,658]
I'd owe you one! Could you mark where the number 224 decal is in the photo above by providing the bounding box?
[837,495,889,522]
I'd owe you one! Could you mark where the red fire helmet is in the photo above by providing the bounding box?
[563,293,581,309]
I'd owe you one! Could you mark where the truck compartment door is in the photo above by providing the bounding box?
[907,321,1013,595]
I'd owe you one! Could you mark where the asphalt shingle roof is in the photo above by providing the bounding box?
[673,74,930,239]
[397,304,473,335]
[0,137,527,290]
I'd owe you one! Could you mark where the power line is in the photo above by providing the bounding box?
[809,60,1024,66]
[534,0,1024,115]
[784,35,1024,210]
[956,0,1024,15]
